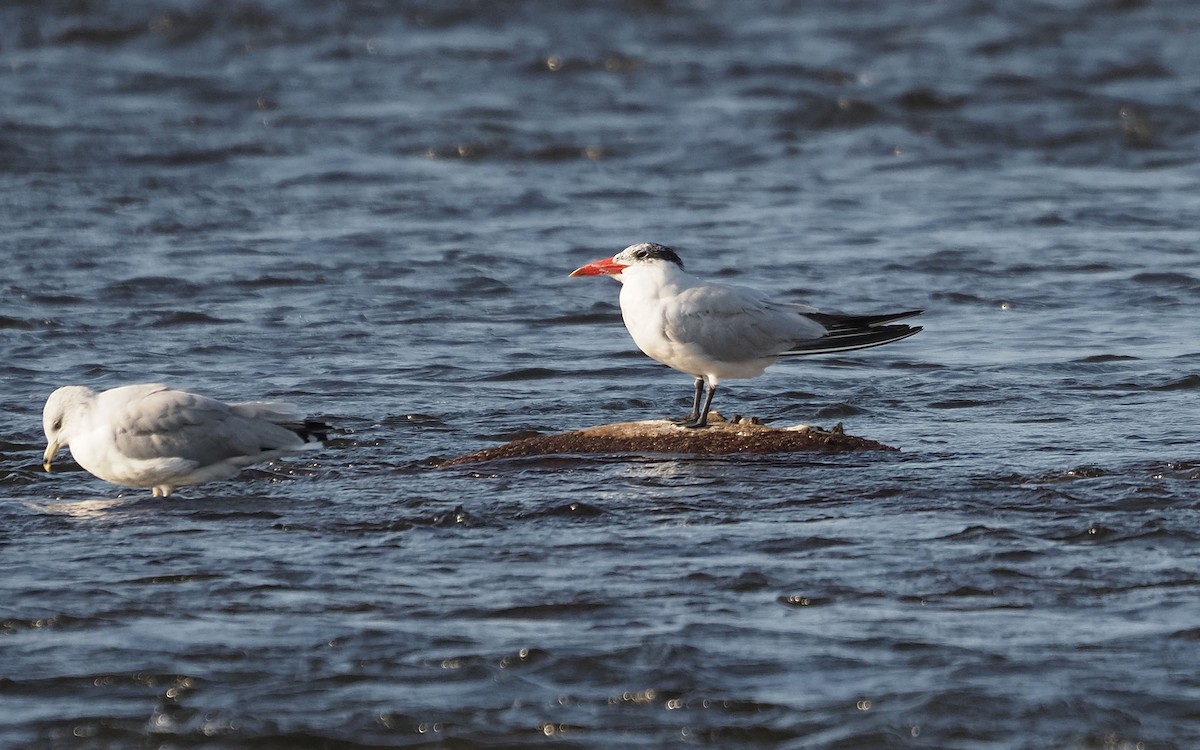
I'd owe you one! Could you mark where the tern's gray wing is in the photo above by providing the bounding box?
[663,284,826,362]
[110,388,304,465]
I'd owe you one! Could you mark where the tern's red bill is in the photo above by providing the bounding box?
[569,256,628,277]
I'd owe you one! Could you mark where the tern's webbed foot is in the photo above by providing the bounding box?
[677,419,709,429]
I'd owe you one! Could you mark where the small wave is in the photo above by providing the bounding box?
[775,94,881,130]
[939,524,1023,542]
[56,23,144,45]
[1072,354,1140,363]
[929,399,996,409]
[814,403,863,418]
[1149,374,1200,392]
[429,504,480,528]
[896,88,965,111]
[545,311,619,325]
[726,571,771,591]
[0,613,108,634]
[102,276,205,299]
[1064,465,1109,478]
[477,367,564,382]
[527,52,645,75]
[230,276,318,289]
[1169,627,1200,640]
[0,315,50,330]
[1131,271,1200,290]
[570,187,655,200]
[887,360,946,370]
[778,594,832,607]
[530,144,609,163]
[274,170,396,188]
[514,501,606,519]
[1055,525,1119,543]
[183,509,284,521]
[125,143,276,167]
[27,292,86,305]
[452,275,509,296]
[381,413,451,430]
[121,573,224,585]
[930,291,990,304]
[1087,59,1172,83]
[148,311,238,328]
[1032,212,1069,226]
[482,601,611,619]
[755,536,852,553]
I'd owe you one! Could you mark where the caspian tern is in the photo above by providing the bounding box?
[569,243,923,428]
[42,383,331,497]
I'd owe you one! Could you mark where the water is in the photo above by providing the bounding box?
[2,1,1199,747]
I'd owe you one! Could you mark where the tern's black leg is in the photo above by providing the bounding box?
[681,383,717,429]
[672,378,704,424]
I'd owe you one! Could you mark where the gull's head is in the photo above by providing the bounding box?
[569,242,684,282]
[42,385,93,472]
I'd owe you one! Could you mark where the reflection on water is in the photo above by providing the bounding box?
[1,0,1199,747]
[26,497,143,520]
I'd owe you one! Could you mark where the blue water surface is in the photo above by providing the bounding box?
[2,1,1199,747]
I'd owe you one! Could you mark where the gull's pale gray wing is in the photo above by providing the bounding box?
[229,401,304,422]
[110,388,305,466]
[663,284,826,362]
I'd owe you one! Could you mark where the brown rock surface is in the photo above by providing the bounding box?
[439,414,898,466]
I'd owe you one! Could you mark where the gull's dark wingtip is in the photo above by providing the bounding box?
[287,419,337,444]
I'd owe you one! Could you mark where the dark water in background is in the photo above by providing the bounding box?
[2,0,1200,747]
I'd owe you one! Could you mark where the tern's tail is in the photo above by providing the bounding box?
[783,309,923,356]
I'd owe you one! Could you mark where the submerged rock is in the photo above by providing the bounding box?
[440,413,898,466]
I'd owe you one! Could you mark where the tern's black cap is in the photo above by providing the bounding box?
[622,242,684,268]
